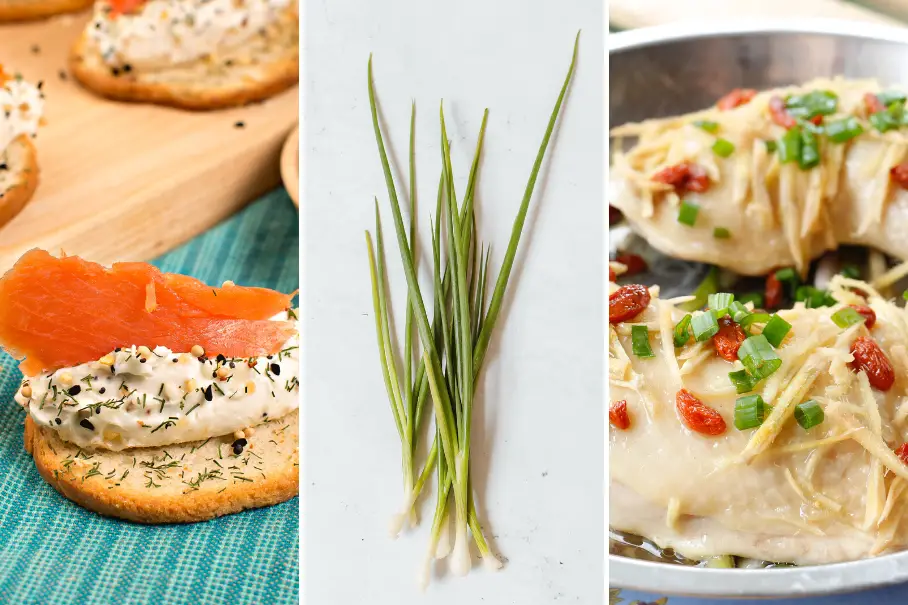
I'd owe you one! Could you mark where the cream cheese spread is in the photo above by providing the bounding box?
[88,0,294,70]
[16,312,299,451]
[0,72,43,155]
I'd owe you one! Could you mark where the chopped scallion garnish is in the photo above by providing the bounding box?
[831,306,866,328]
[691,310,719,342]
[764,140,777,153]
[728,301,748,322]
[840,265,860,280]
[777,126,801,164]
[677,200,699,227]
[793,285,833,308]
[740,312,771,328]
[825,117,864,143]
[774,267,797,282]
[762,314,792,347]
[794,399,824,430]
[798,127,820,170]
[694,120,719,133]
[737,334,782,380]
[712,138,735,158]
[673,314,692,348]
[679,266,719,312]
[729,369,758,394]
[734,394,769,430]
[713,227,731,239]
[878,90,907,107]
[870,101,905,133]
[631,325,655,358]
[739,292,764,308]
[708,292,734,317]
[784,90,838,120]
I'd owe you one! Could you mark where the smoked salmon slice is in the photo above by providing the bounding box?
[0,249,297,376]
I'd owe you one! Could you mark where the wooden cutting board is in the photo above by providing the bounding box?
[0,12,298,272]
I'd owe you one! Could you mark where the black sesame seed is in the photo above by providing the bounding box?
[98,387,106,394]
[267,355,273,360]
[231,438,247,455]
[36,81,44,90]
[0,163,7,170]
[203,384,213,402]
[270,363,281,376]
[111,67,120,77]
[262,412,267,417]
[95,407,102,414]
[216,354,227,364]
[229,362,236,369]
[122,63,132,73]
[54,417,62,425]
[172,358,179,363]
[140,358,147,363]
[30,44,40,54]
[80,419,95,430]
[114,347,121,352]
[234,121,245,129]
[68,385,81,396]
[58,69,67,80]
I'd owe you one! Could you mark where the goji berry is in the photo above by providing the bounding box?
[768,95,797,129]
[891,162,908,190]
[896,443,908,465]
[864,92,885,116]
[676,389,726,436]
[849,305,876,329]
[652,162,710,194]
[610,400,630,430]
[765,272,783,309]
[609,284,651,324]
[717,88,758,111]
[809,115,824,126]
[609,205,622,225]
[615,253,648,277]
[850,336,895,391]
[713,315,746,362]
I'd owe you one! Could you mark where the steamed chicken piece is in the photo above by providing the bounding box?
[610,78,908,276]
[609,276,908,564]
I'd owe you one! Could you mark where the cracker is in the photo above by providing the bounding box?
[69,11,299,110]
[25,409,299,523]
[0,0,91,22]
[0,135,39,228]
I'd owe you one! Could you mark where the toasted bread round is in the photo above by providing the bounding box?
[25,409,298,523]
[69,11,299,110]
[0,135,39,228]
[0,0,91,22]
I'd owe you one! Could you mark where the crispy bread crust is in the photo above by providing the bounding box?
[0,135,39,228]
[69,12,299,110]
[0,0,91,22]
[25,409,299,523]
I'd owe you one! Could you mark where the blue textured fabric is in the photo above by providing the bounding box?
[0,190,299,605]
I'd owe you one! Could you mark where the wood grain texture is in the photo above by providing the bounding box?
[610,0,902,29]
[0,13,298,272]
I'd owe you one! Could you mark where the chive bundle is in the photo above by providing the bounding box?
[365,36,578,587]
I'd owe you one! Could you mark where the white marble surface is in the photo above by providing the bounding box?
[302,0,605,602]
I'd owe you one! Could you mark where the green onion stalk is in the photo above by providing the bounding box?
[365,33,579,587]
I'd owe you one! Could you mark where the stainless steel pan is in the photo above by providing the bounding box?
[609,19,908,598]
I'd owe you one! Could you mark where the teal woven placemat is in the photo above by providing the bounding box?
[0,190,300,605]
